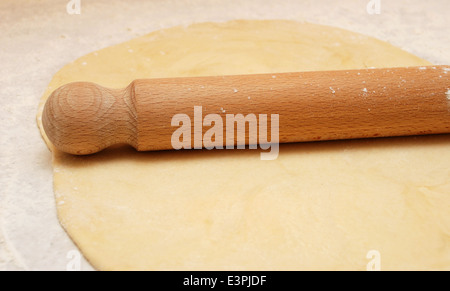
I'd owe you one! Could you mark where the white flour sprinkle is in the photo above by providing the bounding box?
[330,87,335,94]
[233,88,238,93]
[362,88,368,93]
[446,89,450,100]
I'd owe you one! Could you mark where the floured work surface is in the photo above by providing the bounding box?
[37,20,450,270]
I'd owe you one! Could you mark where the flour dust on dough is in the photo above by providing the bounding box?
[37,20,450,270]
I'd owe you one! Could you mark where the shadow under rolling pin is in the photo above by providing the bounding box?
[42,66,450,155]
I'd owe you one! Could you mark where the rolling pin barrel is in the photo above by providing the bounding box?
[42,66,450,155]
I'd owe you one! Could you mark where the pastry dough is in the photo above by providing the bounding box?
[37,20,450,270]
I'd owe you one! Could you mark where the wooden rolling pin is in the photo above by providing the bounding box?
[42,66,450,155]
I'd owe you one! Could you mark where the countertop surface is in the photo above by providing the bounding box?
[0,0,449,270]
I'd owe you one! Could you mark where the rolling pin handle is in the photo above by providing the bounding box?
[42,82,137,154]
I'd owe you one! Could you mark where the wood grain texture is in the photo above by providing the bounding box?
[42,66,450,154]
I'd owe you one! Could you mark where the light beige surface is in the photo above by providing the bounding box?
[37,20,449,270]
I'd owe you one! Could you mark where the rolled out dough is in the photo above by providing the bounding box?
[37,20,450,270]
